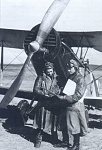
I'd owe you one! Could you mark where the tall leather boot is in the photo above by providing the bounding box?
[54,130,69,148]
[34,129,43,148]
[69,134,80,150]
[51,131,58,144]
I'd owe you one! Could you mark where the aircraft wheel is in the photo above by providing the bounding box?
[17,100,29,125]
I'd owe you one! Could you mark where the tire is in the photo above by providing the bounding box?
[17,100,29,125]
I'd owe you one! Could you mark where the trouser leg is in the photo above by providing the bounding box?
[74,134,80,146]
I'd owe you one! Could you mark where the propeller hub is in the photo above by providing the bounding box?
[29,41,40,52]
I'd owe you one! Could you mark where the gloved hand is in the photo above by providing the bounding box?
[56,95,65,100]
[47,90,56,97]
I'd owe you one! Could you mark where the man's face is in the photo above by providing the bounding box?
[46,68,54,77]
[68,63,76,75]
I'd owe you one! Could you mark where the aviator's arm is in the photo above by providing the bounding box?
[57,78,87,104]
[33,76,45,96]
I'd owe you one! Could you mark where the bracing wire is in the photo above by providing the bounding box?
[2,42,37,75]
[1,42,37,87]
[8,49,36,76]
[0,50,24,71]
[87,74,102,86]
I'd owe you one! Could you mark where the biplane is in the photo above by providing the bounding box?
[0,0,102,125]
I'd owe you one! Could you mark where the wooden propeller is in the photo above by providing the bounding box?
[0,0,70,108]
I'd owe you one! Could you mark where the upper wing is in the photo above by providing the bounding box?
[0,28,102,52]
[0,28,29,49]
[59,31,102,52]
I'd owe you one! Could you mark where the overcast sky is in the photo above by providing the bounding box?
[1,0,102,31]
[0,0,102,64]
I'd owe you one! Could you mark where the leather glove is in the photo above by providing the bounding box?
[56,95,65,100]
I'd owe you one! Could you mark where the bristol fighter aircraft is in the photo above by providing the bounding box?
[0,0,102,122]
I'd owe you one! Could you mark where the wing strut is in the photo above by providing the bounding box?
[0,40,4,86]
[61,42,85,67]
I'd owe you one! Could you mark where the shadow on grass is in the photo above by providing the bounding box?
[0,105,61,145]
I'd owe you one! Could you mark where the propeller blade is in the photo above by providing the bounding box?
[0,0,70,108]
[30,0,70,49]
[0,52,34,108]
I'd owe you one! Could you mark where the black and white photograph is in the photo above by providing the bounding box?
[0,0,102,149]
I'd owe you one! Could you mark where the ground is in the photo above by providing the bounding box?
[0,97,102,150]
